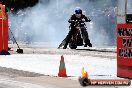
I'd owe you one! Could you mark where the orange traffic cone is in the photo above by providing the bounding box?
[58,55,67,77]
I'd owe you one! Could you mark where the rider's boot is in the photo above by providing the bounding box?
[88,43,92,47]
[84,43,92,47]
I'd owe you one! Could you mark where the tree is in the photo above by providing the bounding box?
[2,0,39,12]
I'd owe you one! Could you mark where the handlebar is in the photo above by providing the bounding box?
[69,19,91,23]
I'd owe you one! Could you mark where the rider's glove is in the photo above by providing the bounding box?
[87,19,91,22]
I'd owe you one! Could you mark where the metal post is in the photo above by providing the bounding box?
[117,0,127,23]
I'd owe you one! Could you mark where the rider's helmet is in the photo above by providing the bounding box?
[75,9,82,14]
[75,8,82,18]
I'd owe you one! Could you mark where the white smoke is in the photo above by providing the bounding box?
[8,0,116,48]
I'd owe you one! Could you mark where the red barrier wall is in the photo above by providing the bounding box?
[0,4,8,52]
[117,24,132,78]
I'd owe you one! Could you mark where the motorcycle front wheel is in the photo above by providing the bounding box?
[69,43,77,49]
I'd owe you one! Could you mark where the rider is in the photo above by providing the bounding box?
[63,8,92,49]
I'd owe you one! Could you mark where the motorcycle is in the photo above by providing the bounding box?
[58,20,86,49]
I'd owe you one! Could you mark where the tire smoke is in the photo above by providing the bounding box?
[9,0,117,47]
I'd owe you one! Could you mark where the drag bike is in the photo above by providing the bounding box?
[68,20,84,49]
[58,20,86,49]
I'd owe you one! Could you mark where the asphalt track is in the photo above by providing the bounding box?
[0,45,130,88]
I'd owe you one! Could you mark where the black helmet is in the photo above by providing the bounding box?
[75,9,82,14]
